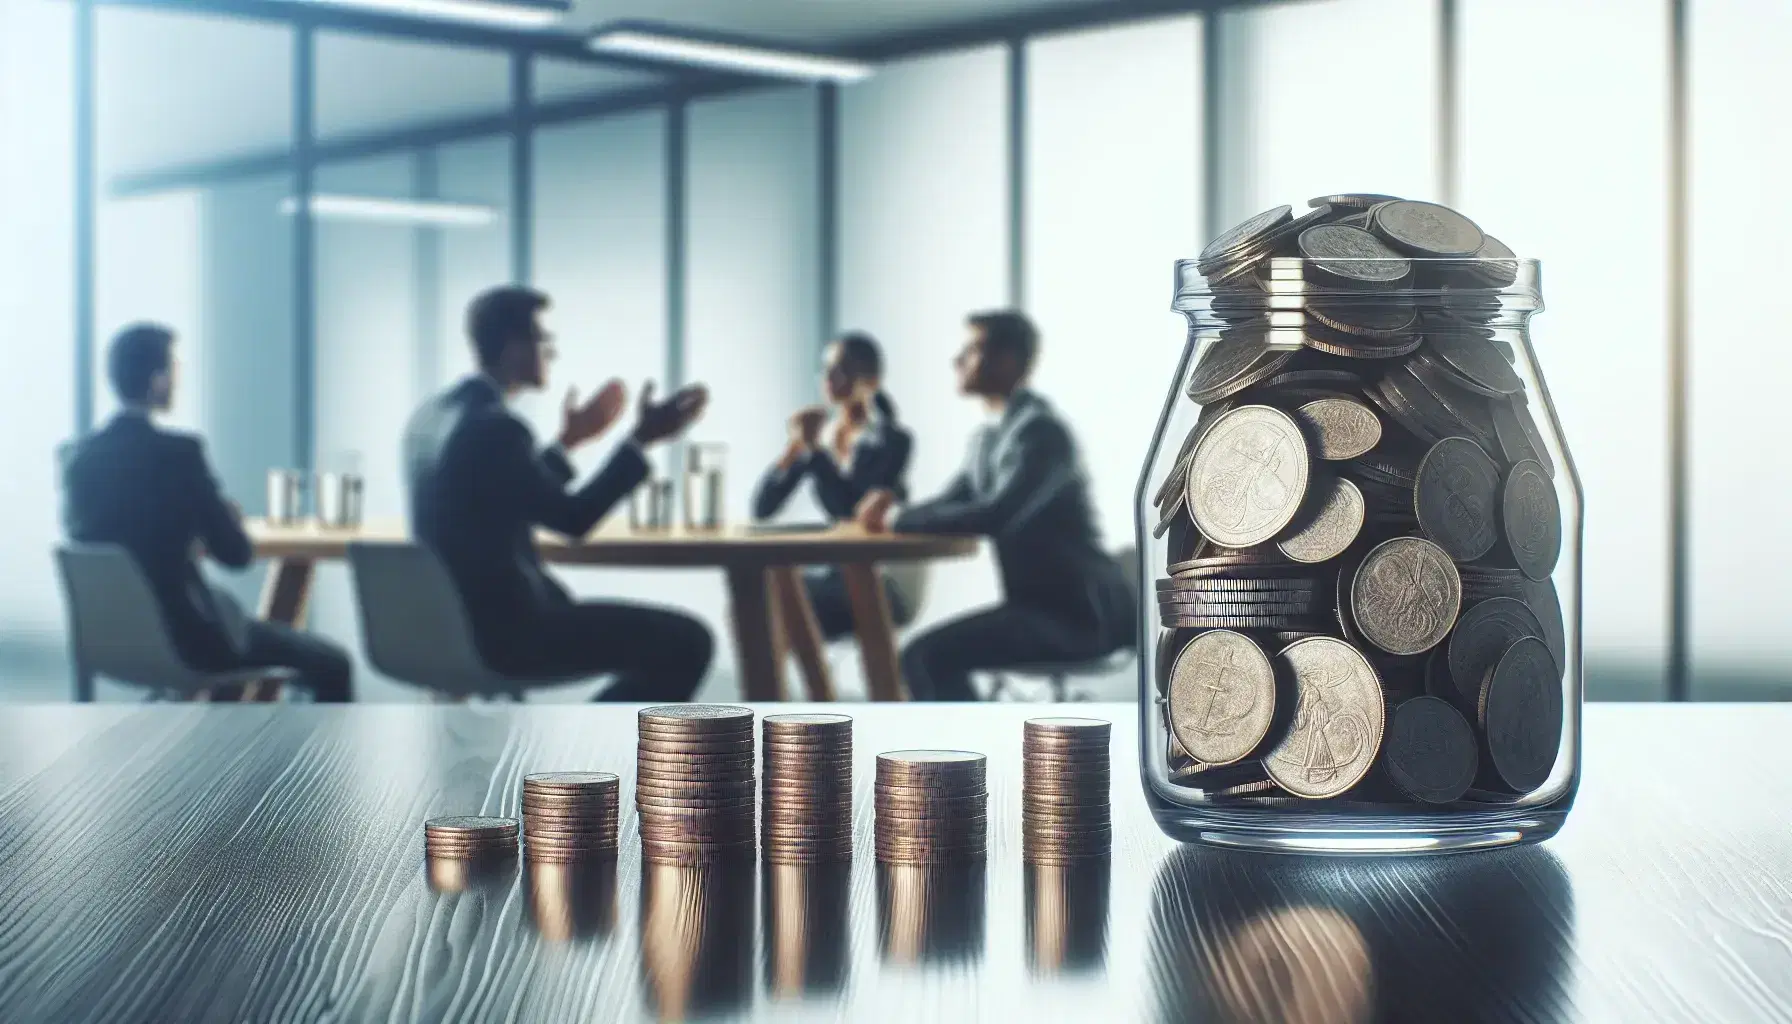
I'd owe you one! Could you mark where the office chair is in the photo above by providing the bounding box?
[984,546,1140,702]
[347,542,586,701]
[56,544,295,702]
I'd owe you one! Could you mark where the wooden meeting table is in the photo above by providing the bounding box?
[246,519,976,703]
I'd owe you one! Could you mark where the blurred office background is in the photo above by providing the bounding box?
[0,0,1782,702]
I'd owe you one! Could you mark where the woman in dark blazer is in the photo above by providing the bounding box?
[752,332,915,639]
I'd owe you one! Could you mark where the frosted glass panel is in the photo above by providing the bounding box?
[1689,0,1792,697]
[433,137,510,393]
[839,46,1009,631]
[1025,16,1201,557]
[95,193,204,432]
[0,0,74,653]
[1215,0,1437,226]
[1460,0,1669,699]
[686,87,819,527]
[313,154,418,700]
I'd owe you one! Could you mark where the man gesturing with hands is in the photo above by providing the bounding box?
[404,286,713,701]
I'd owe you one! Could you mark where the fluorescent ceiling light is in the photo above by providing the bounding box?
[279,194,497,228]
[293,0,567,30]
[588,26,874,83]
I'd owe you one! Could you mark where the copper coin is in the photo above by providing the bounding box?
[522,771,619,790]
[638,704,753,730]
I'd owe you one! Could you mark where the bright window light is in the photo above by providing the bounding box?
[587,26,874,83]
[293,0,567,31]
[279,194,497,228]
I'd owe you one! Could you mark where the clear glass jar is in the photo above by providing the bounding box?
[1136,201,1580,855]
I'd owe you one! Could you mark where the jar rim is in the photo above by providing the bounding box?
[1172,256,1543,330]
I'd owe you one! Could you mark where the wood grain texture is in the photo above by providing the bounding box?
[247,519,977,567]
[0,704,1787,1022]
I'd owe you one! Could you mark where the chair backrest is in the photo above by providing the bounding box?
[56,544,206,694]
[882,561,931,629]
[346,542,505,697]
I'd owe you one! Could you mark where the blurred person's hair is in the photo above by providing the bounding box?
[466,286,549,371]
[836,330,899,422]
[106,323,175,404]
[968,309,1039,377]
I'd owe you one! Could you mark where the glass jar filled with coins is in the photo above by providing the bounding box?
[1136,195,1580,854]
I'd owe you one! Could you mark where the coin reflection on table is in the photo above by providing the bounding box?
[876,862,986,966]
[638,861,755,1022]
[1025,859,1111,975]
[425,851,516,894]
[528,859,618,942]
[763,862,850,998]
[1209,906,1372,1024]
[1147,847,1573,1023]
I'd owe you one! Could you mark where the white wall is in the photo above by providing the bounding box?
[1025,16,1202,558]
[839,45,1011,632]
[1460,0,1670,697]
[1688,0,1792,693]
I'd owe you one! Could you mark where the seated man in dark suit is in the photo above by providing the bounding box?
[857,311,1135,701]
[403,285,713,701]
[61,323,353,701]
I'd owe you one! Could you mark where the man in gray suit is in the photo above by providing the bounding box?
[857,311,1135,701]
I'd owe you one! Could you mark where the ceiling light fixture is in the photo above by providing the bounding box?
[587,23,874,83]
[292,0,568,31]
[279,194,497,228]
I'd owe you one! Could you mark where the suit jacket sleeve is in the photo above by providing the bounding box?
[180,437,253,569]
[489,416,649,538]
[750,455,809,521]
[808,428,912,519]
[894,417,1072,538]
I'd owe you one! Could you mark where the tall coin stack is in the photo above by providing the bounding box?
[521,772,620,862]
[1021,718,1113,864]
[1155,195,1567,806]
[761,713,854,864]
[423,815,519,859]
[636,705,757,864]
[874,750,987,865]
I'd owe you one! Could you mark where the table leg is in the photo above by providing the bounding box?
[841,562,905,702]
[725,565,787,702]
[243,557,316,703]
[769,566,836,702]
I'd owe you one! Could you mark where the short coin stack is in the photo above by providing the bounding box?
[636,705,757,864]
[521,772,620,862]
[874,750,987,865]
[1021,718,1113,864]
[423,815,519,859]
[761,713,854,864]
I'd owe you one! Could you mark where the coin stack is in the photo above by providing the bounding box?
[636,705,757,864]
[761,713,854,865]
[521,772,620,862]
[874,750,987,865]
[1155,194,1567,806]
[423,815,519,859]
[1021,718,1112,864]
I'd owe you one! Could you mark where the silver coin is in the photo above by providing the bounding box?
[1263,637,1386,799]
[1350,536,1462,656]
[1188,405,1312,548]
[1370,200,1485,258]
[1276,476,1365,564]
[1167,630,1277,767]
[1293,396,1382,461]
